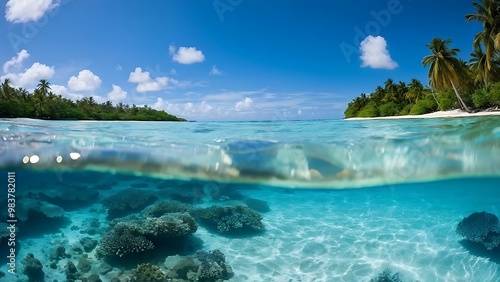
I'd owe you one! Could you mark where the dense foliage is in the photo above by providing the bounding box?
[0,79,186,121]
[345,0,500,118]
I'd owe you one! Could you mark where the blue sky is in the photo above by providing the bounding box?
[1,0,483,121]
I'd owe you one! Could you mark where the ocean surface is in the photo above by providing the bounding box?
[0,117,499,281]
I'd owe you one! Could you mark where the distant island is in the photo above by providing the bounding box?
[345,0,500,119]
[0,79,186,121]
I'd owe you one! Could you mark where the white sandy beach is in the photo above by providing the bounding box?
[346,109,500,120]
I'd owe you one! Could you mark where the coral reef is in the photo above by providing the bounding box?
[141,213,198,238]
[163,249,233,281]
[22,253,45,282]
[142,200,193,217]
[99,212,197,257]
[456,211,500,250]
[98,232,154,257]
[193,204,264,234]
[130,263,166,282]
[102,188,157,218]
[369,268,403,282]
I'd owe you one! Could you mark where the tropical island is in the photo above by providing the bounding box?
[0,79,186,121]
[345,0,500,119]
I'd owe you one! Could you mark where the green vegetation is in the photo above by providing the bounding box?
[0,79,186,121]
[345,0,500,118]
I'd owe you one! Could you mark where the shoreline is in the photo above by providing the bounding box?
[345,109,500,120]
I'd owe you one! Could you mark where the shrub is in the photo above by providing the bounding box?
[357,101,380,117]
[379,102,400,116]
[398,104,413,116]
[472,88,490,108]
[436,90,457,110]
[488,82,500,106]
[409,98,436,115]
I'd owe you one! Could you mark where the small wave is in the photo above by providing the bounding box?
[1,137,498,189]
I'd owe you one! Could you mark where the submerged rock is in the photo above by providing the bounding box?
[87,274,103,282]
[22,253,45,282]
[77,257,92,273]
[49,245,67,262]
[243,197,271,213]
[80,237,98,252]
[18,198,64,222]
[99,262,113,275]
[39,185,99,209]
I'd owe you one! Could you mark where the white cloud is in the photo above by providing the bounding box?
[5,0,59,23]
[360,36,398,70]
[115,65,123,71]
[1,62,55,87]
[150,90,346,121]
[68,69,102,92]
[92,95,107,104]
[50,84,84,100]
[107,84,127,102]
[209,65,222,75]
[170,68,177,75]
[152,98,219,120]
[235,97,253,111]
[170,45,206,64]
[3,49,29,73]
[128,67,179,92]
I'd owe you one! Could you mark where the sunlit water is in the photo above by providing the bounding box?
[0,117,499,281]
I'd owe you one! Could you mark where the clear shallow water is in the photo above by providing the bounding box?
[0,117,499,281]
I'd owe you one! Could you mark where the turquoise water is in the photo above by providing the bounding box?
[0,117,499,281]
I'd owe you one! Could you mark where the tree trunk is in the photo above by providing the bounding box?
[449,79,472,113]
[430,88,441,110]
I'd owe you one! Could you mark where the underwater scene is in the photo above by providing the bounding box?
[0,117,499,282]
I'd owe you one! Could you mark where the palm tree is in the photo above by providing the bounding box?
[405,78,424,103]
[33,89,45,116]
[1,79,13,100]
[422,38,471,112]
[16,87,30,102]
[395,81,407,103]
[469,44,500,86]
[37,79,51,97]
[465,0,500,72]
